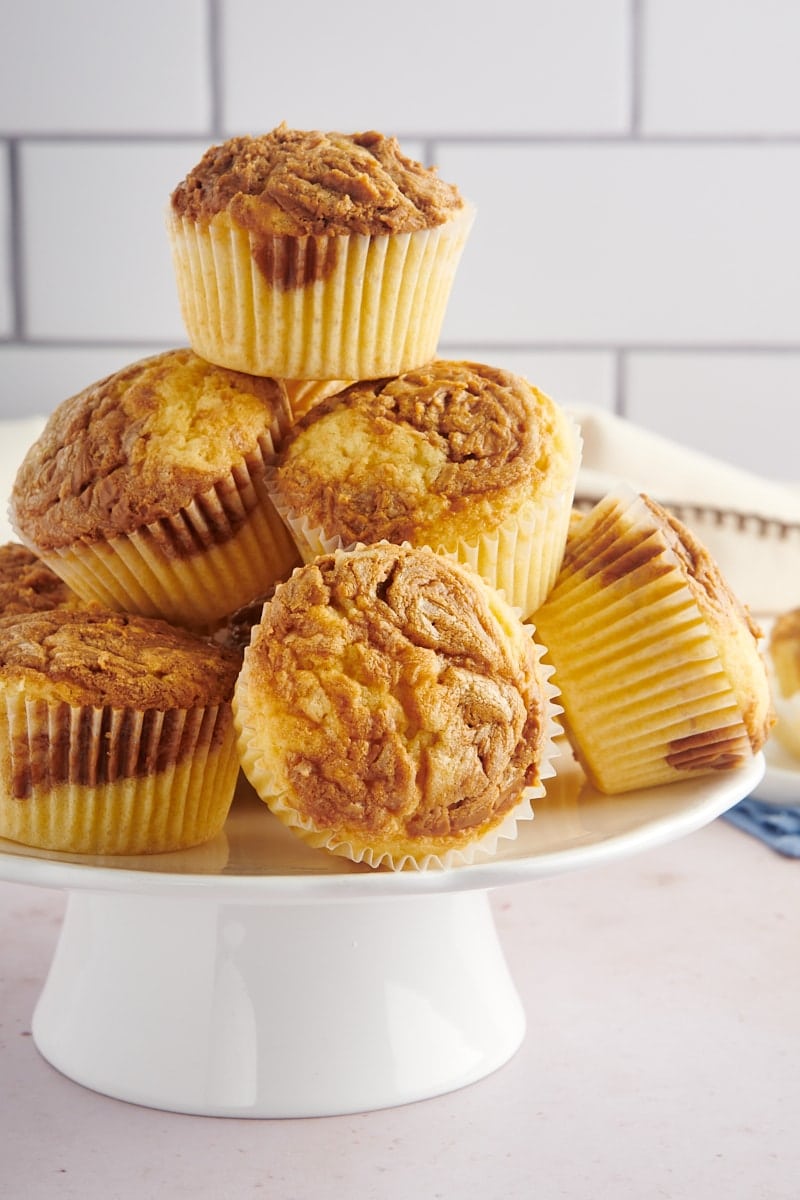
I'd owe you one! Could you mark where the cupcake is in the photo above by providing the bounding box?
[0,541,81,616]
[167,125,474,380]
[766,607,800,760]
[10,349,301,629]
[533,485,774,794]
[233,542,561,870]
[0,609,241,855]
[270,361,581,618]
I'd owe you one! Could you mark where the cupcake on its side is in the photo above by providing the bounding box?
[0,542,81,616]
[10,349,301,629]
[766,608,800,760]
[533,486,774,794]
[0,609,242,855]
[270,360,581,619]
[168,125,474,380]
[233,542,561,870]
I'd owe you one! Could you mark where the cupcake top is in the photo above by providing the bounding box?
[769,607,800,699]
[235,543,553,859]
[11,348,291,551]
[0,608,241,709]
[0,542,79,615]
[273,360,579,551]
[171,124,465,237]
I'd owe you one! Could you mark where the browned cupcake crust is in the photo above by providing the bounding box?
[171,124,464,236]
[0,609,241,710]
[241,544,547,839]
[274,361,566,546]
[0,542,78,615]
[11,349,290,551]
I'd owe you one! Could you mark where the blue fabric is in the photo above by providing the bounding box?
[723,797,800,858]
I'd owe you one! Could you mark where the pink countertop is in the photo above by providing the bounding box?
[1,815,798,1200]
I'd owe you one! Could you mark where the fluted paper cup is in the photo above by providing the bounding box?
[168,204,475,380]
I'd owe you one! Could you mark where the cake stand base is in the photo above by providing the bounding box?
[32,886,525,1118]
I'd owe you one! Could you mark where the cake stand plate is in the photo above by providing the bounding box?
[0,753,764,1118]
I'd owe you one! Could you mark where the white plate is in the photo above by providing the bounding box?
[0,752,765,903]
[751,738,800,806]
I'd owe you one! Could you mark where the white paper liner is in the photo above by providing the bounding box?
[168,205,475,380]
[234,583,563,871]
[534,483,758,792]
[282,378,352,423]
[0,696,239,854]
[32,436,300,628]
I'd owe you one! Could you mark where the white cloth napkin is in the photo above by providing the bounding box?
[568,406,800,617]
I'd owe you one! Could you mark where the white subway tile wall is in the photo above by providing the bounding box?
[0,0,798,479]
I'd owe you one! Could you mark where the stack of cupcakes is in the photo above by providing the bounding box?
[1,122,772,868]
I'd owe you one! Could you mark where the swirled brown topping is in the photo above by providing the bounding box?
[274,361,572,547]
[0,609,241,709]
[0,542,78,615]
[171,125,464,236]
[11,349,290,550]
[242,544,549,840]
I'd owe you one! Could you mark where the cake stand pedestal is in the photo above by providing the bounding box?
[32,886,522,1118]
[0,756,763,1118]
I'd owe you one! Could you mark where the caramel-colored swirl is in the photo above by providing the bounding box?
[274,361,560,547]
[171,125,464,236]
[0,609,241,710]
[243,544,548,840]
[11,349,288,551]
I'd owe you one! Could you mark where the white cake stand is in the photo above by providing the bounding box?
[0,754,763,1119]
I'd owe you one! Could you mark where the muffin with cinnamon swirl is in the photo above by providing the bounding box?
[168,124,474,380]
[534,485,774,794]
[270,360,581,618]
[10,348,300,629]
[233,542,561,870]
[0,609,241,854]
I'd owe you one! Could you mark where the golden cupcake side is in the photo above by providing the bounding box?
[233,543,560,869]
[0,609,242,854]
[534,486,773,794]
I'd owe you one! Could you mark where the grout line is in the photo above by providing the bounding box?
[421,138,438,167]
[207,0,224,138]
[6,139,25,341]
[615,350,628,417]
[3,337,800,355]
[629,0,644,136]
[4,130,800,146]
[437,341,800,355]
